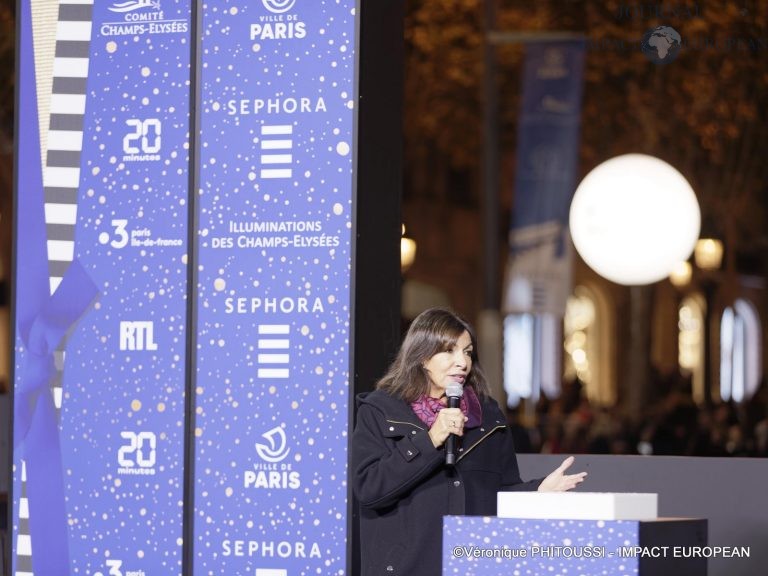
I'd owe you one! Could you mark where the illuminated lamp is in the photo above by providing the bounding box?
[669,261,692,287]
[401,224,417,273]
[569,154,700,285]
[693,238,724,272]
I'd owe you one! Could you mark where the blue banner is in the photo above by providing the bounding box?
[14,0,356,573]
[191,1,357,575]
[13,0,191,574]
[503,41,585,316]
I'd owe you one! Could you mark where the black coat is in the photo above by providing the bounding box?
[351,389,541,576]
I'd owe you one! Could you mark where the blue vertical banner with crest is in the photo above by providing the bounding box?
[191,1,357,575]
[13,0,191,574]
[503,40,585,317]
[501,40,584,405]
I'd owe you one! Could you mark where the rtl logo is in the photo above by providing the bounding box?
[119,321,158,351]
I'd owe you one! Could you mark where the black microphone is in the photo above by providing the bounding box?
[445,382,464,466]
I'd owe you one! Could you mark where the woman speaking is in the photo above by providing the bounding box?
[352,307,586,575]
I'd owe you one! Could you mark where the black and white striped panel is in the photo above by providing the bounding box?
[14,462,32,576]
[16,2,94,575]
[44,0,93,295]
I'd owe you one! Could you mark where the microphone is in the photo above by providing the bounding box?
[445,382,464,466]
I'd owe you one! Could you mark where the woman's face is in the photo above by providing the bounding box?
[423,330,473,398]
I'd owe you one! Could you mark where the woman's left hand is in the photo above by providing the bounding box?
[537,456,587,492]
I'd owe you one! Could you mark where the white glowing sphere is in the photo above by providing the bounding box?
[569,154,700,285]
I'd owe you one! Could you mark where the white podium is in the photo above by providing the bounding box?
[497,491,658,520]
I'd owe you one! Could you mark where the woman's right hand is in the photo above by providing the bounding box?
[428,407,467,448]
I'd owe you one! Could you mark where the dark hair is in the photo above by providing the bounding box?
[376,307,490,402]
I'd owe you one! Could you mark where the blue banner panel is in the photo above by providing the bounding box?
[503,41,584,316]
[13,1,191,575]
[192,1,357,575]
[511,41,584,230]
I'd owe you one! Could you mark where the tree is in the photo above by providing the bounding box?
[402,0,768,304]
[0,0,13,153]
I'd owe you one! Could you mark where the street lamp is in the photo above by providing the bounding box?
[569,154,700,285]
[693,236,724,405]
[400,224,417,273]
[694,238,724,272]
[669,261,692,288]
[569,153,701,420]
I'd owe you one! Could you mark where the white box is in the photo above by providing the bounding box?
[497,492,658,521]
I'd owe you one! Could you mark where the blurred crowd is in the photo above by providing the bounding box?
[508,374,768,458]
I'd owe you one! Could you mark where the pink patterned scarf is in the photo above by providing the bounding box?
[410,385,482,429]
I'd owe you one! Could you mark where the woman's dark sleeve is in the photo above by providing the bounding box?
[500,424,543,492]
[351,403,444,510]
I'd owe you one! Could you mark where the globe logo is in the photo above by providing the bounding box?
[641,25,682,64]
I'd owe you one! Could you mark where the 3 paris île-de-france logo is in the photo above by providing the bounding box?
[263,0,296,14]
